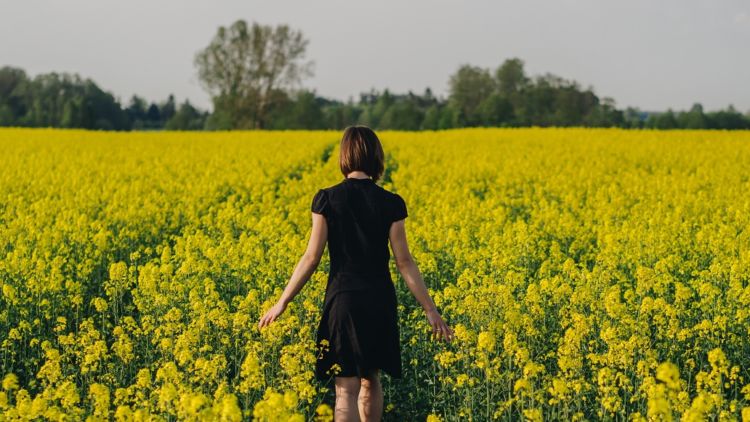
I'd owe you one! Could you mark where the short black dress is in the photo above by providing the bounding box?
[311,176,408,381]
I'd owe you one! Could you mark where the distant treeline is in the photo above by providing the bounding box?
[0,67,207,131]
[1,59,748,131]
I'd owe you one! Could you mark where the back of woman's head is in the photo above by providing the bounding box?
[339,125,385,182]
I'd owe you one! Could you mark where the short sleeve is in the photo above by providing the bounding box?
[391,193,408,222]
[311,189,329,217]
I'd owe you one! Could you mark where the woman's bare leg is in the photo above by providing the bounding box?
[358,369,383,422]
[335,376,361,422]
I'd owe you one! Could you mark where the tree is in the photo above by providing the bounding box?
[584,97,624,127]
[647,109,678,129]
[0,66,29,125]
[160,94,176,124]
[623,107,646,128]
[146,103,161,126]
[677,103,707,129]
[2,71,129,130]
[706,105,749,129]
[380,101,422,130]
[477,94,514,126]
[322,100,359,130]
[267,89,327,129]
[194,20,314,129]
[447,65,496,126]
[422,105,441,130]
[496,58,528,96]
[126,95,148,129]
[370,89,395,128]
[165,100,208,130]
[438,104,461,129]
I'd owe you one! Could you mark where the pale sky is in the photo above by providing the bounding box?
[1,0,748,112]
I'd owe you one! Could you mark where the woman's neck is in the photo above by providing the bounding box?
[346,171,370,179]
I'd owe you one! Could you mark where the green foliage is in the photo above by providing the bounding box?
[3,51,749,131]
[496,57,529,96]
[0,66,201,131]
[0,67,130,130]
[448,65,497,126]
[164,100,208,130]
[194,20,314,129]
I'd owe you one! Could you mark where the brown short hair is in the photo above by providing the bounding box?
[339,125,385,182]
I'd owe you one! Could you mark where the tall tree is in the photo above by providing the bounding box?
[0,67,29,124]
[495,58,528,96]
[447,65,496,126]
[125,95,148,129]
[194,20,314,129]
[160,94,176,124]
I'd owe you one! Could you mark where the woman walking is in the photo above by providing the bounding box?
[258,125,453,421]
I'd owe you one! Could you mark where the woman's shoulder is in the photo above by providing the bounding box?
[377,185,403,200]
[317,180,344,193]
[320,180,402,201]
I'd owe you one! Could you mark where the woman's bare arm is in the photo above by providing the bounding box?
[389,219,454,342]
[258,212,327,329]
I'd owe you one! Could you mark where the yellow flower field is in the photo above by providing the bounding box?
[1,127,750,421]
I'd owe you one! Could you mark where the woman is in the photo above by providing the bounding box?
[258,125,453,422]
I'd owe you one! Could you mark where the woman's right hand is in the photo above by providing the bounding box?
[425,308,454,342]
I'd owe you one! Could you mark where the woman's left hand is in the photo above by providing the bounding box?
[258,301,287,330]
